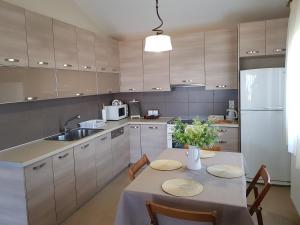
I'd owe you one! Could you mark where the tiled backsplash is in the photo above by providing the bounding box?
[0,95,113,151]
[114,87,238,120]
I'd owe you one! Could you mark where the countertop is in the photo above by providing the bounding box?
[0,117,174,167]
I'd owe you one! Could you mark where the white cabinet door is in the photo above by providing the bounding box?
[74,140,97,206]
[95,133,113,190]
[141,124,167,161]
[129,125,142,163]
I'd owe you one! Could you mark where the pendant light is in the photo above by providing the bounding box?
[144,0,172,52]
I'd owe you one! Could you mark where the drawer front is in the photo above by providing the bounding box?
[129,125,142,163]
[52,148,77,223]
[217,127,239,152]
[25,158,57,225]
[74,141,97,206]
[95,133,113,190]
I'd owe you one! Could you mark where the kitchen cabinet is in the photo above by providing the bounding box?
[215,126,239,152]
[56,70,97,98]
[129,125,142,163]
[111,126,130,176]
[0,67,57,103]
[266,18,288,55]
[74,140,97,206]
[205,28,238,89]
[25,11,55,69]
[0,1,28,67]
[119,40,144,92]
[25,158,57,225]
[170,32,205,85]
[141,124,167,161]
[52,148,77,224]
[53,20,78,70]
[143,50,170,92]
[97,72,120,94]
[76,27,96,72]
[95,35,109,72]
[95,133,113,190]
[239,21,266,57]
[107,38,120,73]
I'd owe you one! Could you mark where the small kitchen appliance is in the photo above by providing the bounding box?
[104,104,128,121]
[225,109,238,121]
[128,99,141,119]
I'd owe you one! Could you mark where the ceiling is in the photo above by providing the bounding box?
[6,0,289,40]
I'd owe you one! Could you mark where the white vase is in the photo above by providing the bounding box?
[185,145,202,170]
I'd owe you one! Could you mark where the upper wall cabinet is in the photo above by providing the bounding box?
[0,1,28,67]
[97,72,120,94]
[107,39,120,73]
[266,18,288,55]
[239,21,266,57]
[53,20,78,70]
[25,11,55,69]
[143,50,170,92]
[205,28,238,90]
[76,28,96,72]
[95,35,109,72]
[119,40,144,92]
[170,32,205,85]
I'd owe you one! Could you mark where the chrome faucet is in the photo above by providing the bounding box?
[63,114,81,133]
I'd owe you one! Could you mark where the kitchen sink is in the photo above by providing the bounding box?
[45,128,103,141]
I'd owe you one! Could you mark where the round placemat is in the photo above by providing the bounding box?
[200,150,216,159]
[162,178,203,197]
[150,160,183,171]
[207,164,243,178]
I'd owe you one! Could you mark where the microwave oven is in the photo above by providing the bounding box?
[104,104,128,121]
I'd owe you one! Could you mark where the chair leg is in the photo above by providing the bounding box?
[256,207,263,225]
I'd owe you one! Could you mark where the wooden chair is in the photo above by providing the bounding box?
[128,154,150,181]
[146,201,217,225]
[246,165,271,225]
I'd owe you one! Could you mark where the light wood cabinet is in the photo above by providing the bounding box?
[56,70,97,98]
[95,35,109,72]
[53,20,78,70]
[266,18,288,56]
[205,28,238,89]
[52,148,77,224]
[0,1,28,67]
[74,140,97,206]
[143,51,170,92]
[97,72,120,94]
[239,21,266,57]
[170,32,205,85]
[76,27,96,71]
[215,127,239,152]
[25,11,55,69]
[107,38,120,73]
[95,133,113,190]
[119,40,144,92]
[129,125,142,163]
[141,124,167,161]
[25,158,57,225]
[111,126,130,176]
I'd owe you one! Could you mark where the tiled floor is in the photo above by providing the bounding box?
[63,170,300,225]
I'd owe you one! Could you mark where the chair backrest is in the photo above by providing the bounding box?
[146,201,217,225]
[128,154,150,181]
[246,165,271,215]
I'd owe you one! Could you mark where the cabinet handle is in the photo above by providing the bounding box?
[218,140,227,144]
[5,58,19,63]
[129,88,136,91]
[216,85,227,88]
[182,80,192,83]
[84,66,92,69]
[37,61,48,65]
[81,143,90,149]
[33,162,46,170]
[63,64,72,68]
[152,87,162,90]
[130,126,139,129]
[58,153,69,159]
[273,48,286,53]
[25,96,38,101]
[100,137,107,141]
[219,128,227,133]
[149,126,158,129]
[246,50,259,54]
[75,93,84,96]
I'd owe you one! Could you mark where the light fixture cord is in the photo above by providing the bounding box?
[152,0,164,35]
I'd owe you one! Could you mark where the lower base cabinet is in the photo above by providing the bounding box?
[74,140,97,206]
[52,148,77,224]
[215,127,239,152]
[129,125,142,163]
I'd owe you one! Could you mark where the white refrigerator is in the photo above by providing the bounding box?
[240,68,290,185]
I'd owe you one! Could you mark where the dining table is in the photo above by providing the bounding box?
[114,148,255,225]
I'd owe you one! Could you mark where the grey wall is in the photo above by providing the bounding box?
[0,94,113,151]
[114,87,238,120]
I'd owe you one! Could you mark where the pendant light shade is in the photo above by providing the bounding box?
[144,0,172,52]
[144,34,172,52]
